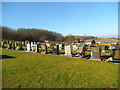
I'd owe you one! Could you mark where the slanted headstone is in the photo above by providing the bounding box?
[65,45,72,56]
[52,45,59,55]
[90,47,101,60]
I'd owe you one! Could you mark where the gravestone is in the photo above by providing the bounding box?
[19,41,23,50]
[22,41,26,46]
[59,44,62,49]
[52,45,59,55]
[12,42,16,50]
[91,40,96,44]
[41,44,47,54]
[65,45,72,56]
[110,48,120,60]
[114,49,120,60]
[2,41,5,48]
[31,44,39,53]
[90,47,101,60]
[27,43,31,52]
[8,43,12,49]
[31,42,33,48]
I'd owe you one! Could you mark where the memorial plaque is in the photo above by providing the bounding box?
[90,47,101,59]
[65,45,72,56]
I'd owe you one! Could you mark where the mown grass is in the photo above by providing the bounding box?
[2,49,118,88]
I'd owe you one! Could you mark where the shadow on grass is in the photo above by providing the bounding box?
[108,60,120,63]
[0,55,16,59]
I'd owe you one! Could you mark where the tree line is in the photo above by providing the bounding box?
[2,26,95,42]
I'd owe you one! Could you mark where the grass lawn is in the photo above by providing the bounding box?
[2,49,118,88]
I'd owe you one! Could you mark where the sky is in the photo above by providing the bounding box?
[2,2,118,37]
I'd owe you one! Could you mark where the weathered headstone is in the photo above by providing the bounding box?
[90,47,101,60]
[65,45,72,56]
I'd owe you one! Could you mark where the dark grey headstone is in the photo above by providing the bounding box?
[8,43,12,49]
[52,45,59,55]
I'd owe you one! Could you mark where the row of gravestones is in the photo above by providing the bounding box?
[0,41,24,50]
[1,41,120,60]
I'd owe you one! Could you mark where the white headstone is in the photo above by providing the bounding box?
[59,44,62,49]
[27,44,31,52]
[65,45,72,56]
[31,42,33,48]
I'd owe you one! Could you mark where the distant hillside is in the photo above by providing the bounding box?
[2,26,96,42]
